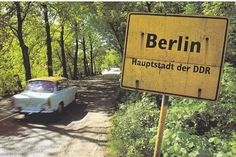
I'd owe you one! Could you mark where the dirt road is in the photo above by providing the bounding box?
[0,76,119,157]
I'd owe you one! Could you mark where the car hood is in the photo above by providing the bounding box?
[13,91,53,99]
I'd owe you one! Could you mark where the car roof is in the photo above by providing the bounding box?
[110,68,120,70]
[28,77,67,82]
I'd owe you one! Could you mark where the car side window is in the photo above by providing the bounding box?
[57,81,63,91]
[57,80,69,91]
[62,80,69,88]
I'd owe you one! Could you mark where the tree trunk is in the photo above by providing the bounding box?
[14,2,31,81]
[73,22,79,80]
[146,2,152,12]
[82,36,89,76]
[42,4,53,76]
[68,64,72,79]
[73,37,79,79]
[93,62,96,75]
[108,22,124,55]
[67,57,72,79]
[60,24,68,78]
[89,36,94,76]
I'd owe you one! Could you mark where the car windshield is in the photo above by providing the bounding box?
[26,80,56,93]
[112,69,120,72]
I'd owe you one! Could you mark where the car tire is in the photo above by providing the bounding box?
[74,93,78,103]
[57,102,64,114]
[24,113,29,118]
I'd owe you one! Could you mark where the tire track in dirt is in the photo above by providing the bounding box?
[56,77,119,157]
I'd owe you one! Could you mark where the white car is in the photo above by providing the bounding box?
[102,68,121,75]
[11,77,78,114]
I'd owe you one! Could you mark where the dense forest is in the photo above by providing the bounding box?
[1,2,236,95]
[0,2,123,95]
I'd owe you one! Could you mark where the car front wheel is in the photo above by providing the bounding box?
[57,102,64,114]
[73,93,78,104]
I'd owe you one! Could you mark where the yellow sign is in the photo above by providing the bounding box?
[121,13,228,101]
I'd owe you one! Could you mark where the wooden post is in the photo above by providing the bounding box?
[153,95,169,157]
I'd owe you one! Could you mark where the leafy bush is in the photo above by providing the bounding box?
[163,63,236,156]
[117,89,157,104]
[181,63,236,138]
[109,63,236,157]
[219,62,236,104]
[108,94,159,157]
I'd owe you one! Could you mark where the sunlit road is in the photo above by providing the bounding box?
[0,75,119,157]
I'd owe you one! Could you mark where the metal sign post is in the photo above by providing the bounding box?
[153,95,169,157]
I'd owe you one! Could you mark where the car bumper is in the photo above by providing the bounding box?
[12,107,54,113]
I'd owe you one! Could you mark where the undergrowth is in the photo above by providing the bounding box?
[108,63,236,157]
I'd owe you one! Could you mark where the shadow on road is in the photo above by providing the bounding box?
[0,101,88,136]
[81,80,119,114]
[19,102,88,125]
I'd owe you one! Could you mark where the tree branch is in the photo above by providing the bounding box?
[108,21,123,54]
[66,48,75,60]
[56,50,63,65]
[22,2,32,21]
[9,25,18,37]
[145,2,153,12]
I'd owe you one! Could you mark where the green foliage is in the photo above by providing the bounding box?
[202,2,236,64]
[182,63,236,138]
[163,63,236,156]
[100,49,121,70]
[184,2,203,15]
[0,2,107,94]
[109,63,236,157]
[108,93,159,157]
[220,63,236,104]
[1,2,236,94]
[117,89,157,105]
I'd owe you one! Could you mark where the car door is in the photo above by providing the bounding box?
[66,80,75,103]
[62,79,71,106]
[54,80,68,107]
